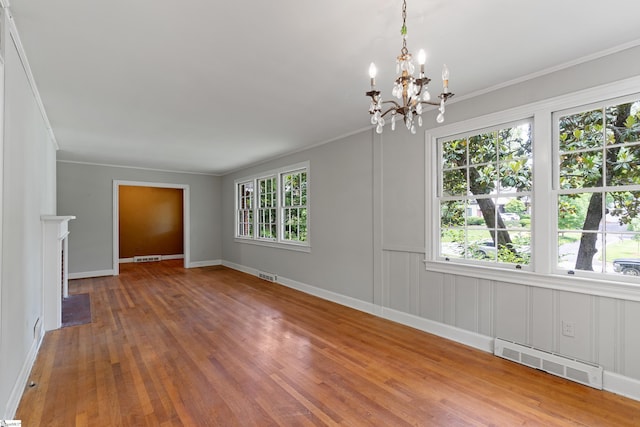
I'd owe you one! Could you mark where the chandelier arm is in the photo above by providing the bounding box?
[419,93,456,106]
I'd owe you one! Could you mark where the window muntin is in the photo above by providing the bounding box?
[555,99,640,277]
[237,181,254,238]
[438,120,533,267]
[234,163,309,248]
[281,169,308,243]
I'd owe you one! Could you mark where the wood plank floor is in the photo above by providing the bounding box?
[17,260,640,426]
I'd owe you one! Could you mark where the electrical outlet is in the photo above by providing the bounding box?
[562,320,575,337]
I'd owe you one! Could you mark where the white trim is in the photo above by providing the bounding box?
[112,180,190,275]
[3,330,42,419]
[423,260,640,302]
[380,306,494,353]
[57,159,219,177]
[233,238,311,253]
[4,9,57,150]
[234,161,310,250]
[188,259,222,268]
[450,39,640,106]
[69,269,114,280]
[382,245,425,254]
[603,371,640,401]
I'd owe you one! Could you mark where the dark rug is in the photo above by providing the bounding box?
[62,293,92,327]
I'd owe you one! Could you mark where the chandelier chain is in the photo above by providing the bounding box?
[401,0,408,55]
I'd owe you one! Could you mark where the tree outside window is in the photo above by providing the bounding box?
[556,99,640,275]
[439,121,533,266]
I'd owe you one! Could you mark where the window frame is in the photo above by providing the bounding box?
[425,75,640,301]
[551,94,640,280]
[437,119,534,270]
[234,161,310,252]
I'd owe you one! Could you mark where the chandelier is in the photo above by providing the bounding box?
[366,0,454,134]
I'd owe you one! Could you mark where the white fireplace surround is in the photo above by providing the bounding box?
[41,215,75,331]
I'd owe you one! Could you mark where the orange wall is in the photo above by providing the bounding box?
[119,186,184,258]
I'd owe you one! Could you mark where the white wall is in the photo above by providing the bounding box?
[57,162,223,275]
[221,45,640,398]
[0,23,57,417]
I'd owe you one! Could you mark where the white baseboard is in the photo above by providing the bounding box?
[221,259,639,403]
[188,259,222,268]
[604,371,640,401]
[3,331,43,419]
[221,260,257,275]
[380,307,494,353]
[69,269,114,279]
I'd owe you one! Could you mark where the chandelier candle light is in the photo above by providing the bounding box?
[366,0,454,134]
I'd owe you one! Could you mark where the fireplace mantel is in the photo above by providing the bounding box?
[41,215,76,331]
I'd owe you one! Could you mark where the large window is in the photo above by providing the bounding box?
[438,120,533,268]
[235,162,309,249]
[428,83,640,292]
[554,97,640,277]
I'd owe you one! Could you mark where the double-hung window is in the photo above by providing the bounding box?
[257,176,277,240]
[235,162,310,250]
[237,181,254,238]
[428,80,640,292]
[438,120,533,268]
[554,96,640,277]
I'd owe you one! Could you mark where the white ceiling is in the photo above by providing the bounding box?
[8,0,640,175]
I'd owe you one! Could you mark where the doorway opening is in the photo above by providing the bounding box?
[113,180,190,275]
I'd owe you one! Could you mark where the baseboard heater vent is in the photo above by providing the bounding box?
[258,271,277,282]
[133,255,162,263]
[494,338,603,389]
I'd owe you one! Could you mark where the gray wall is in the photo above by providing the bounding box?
[222,132,374,301]
[0,29,57,417]
[221,45,640,387]
[57,163,222,274]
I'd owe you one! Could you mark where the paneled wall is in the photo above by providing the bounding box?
[382,248,640,379]
[0,23,57,417]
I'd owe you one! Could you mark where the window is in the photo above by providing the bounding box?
[427,79,640,294]
[235,162,309,250]
[554,97,640,277]
[281,169,308,242]
[237,181,253,238]
[257,176,277,240]
[438,120,533,268]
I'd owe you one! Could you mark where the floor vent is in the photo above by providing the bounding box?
[258,271,277,282]
[133,255,162,263]
[494,338,603,389]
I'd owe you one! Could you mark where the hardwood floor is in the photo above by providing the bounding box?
[17,260,640,426]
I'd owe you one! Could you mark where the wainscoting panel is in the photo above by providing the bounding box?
[382,248,640,386]
[453,275,479,333]
[556,291,593,362]
[530,287,554,350]
[418,269,445,323]
[623,300,640,378]
[493,281,529,344]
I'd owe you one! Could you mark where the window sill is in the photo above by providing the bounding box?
[234,237,311,253]
[423,259,640,302]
